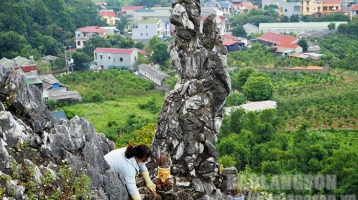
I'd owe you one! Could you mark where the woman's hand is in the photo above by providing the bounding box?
[140,172,156,191]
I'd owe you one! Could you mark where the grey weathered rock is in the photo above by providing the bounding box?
[0,70,127,199]
[221,167,239,197]
[150,0,231,198]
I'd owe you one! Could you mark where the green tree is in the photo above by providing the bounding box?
[242,75,274,101]
[279,15,289,22]
[72,51,92,71]
[230,108,246,134]
[328,22,336,33]
[290,14,300,22]
[232,26,247,37]
[298,38,308,52]
[232,67,256,91]
[152,42,169,65]
[0,31,27,58]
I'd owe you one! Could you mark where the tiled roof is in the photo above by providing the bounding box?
[77,26,107,34]
[121,6,144,11]
[132,19,160,24]
[223,40,242,46]
[221,34,238,39]
[350,4,358,10]
[322,0,341,4]
[239,2,257,9]
[94,48,134,54]
[99,10,116,17]
[257,32,297,44]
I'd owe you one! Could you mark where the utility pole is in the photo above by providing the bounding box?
[64,46,69,74]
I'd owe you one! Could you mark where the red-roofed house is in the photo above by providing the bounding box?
[234,2,258,13]
[223,40,245,51]
[94,48,138,70]
[121,6,144,15]
[350,4,358,18]
[98,10,116,25]
[75,26,107,49]
[257,32,298,46]
[322,0,341,15]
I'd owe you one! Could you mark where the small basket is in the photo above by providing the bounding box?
[157,167,170,182]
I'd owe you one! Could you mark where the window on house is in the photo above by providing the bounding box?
[77,34,80,37]
[294,6,300,12]
[323,6,327,11]
[77,41,81,46]
[109,56,110,60]
[120,57,123,62]
[146,33,148,36]
[134,56,137,60]
[146,25,148,28]
[306,7,309,11]
[285,9,287,12]
[100,55,103,59]
[141,33,143,36]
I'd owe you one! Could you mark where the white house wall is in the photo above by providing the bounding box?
[132,22,162,40]
[95,51,138,69]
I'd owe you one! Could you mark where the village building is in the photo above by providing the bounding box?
[350,4,358,18]
[75,26,107,49]
[137,64,170,86]
[94,48,138,70]
[279,2,301,17]
[131,19,166,40]
[243,23,260,36]
[98,10,117,25]
[259,21,348,35]
[39,74,82,102]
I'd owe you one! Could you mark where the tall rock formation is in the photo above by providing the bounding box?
[149,0,231,199]
[0,70,127,199]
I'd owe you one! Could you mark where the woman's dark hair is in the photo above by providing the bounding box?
[125,144,151,160]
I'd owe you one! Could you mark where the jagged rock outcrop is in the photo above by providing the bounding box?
[149,0,231,199]
[0,70,127,199]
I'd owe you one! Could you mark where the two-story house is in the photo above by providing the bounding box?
[301,0,322,15]
[279,2,301,17]
[75,26,107,49]
[120,6,144,16]
[322,0,341,15]
[94,48,138,70]
[350,4,358,18]
[131,19,164,40]
[234,2,258,14]
[301,0,341,15]
[98,10,117,25]
[204,1,238,16]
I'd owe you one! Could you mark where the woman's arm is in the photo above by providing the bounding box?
[123,167,139,195]
[138,163,148,173]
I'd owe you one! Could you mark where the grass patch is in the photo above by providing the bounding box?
[60,92,164,133]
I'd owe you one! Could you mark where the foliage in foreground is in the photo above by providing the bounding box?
[0,142,91,199]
